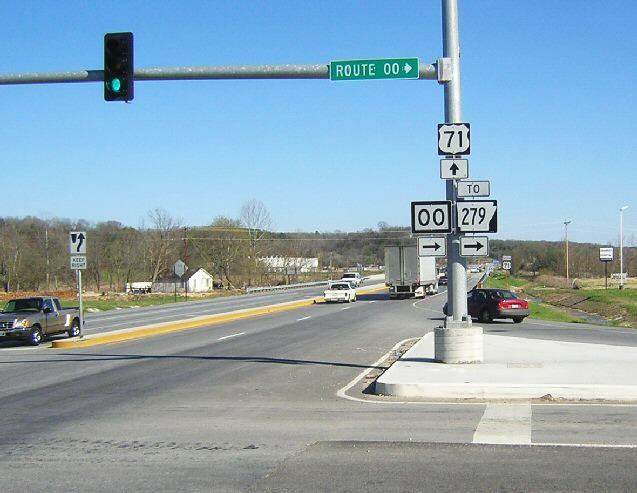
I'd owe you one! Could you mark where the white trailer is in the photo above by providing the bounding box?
[385,246,439,299]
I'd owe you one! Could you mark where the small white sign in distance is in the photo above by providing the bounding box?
[502,255,512,261]
[70,255,87,270]
[411,201,452,234]
[69,231,87,255]
[457,180,490,198]
[417,236,447,257]
[502,261,512,270]
[599,247,614,261]
[459,236,489,257]
[438,123,470,155]
[440,159,468,180]
[456,200,498,233]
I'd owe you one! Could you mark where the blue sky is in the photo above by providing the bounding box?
[2,1,636,245]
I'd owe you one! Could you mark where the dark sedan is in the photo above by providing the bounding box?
[443,288,530,323]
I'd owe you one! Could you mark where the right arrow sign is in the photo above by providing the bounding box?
[460,236,489,257]
[417,236,447,257]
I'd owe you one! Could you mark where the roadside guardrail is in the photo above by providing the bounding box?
[245,280,330,294]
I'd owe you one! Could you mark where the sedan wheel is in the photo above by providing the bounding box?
[480,309,493,323]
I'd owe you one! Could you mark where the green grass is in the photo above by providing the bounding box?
[483,273,529,290]
[61,293,235,312]
[528,302,585,323]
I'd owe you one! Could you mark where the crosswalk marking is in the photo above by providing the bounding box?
[472,402,532,445]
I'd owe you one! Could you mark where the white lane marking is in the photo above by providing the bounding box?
[368,301,376,304]
[217,332,245,341]
[472,402,532,445]
[341,307,351,310]
[297,316,311,321]
[531,442,637,449]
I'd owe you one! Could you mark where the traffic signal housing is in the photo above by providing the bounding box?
[104,32,134,102]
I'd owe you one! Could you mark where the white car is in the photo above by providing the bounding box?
[341,272,362,287]
[324,282,357,303]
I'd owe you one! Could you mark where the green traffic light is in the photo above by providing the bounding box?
[111,78,121,92]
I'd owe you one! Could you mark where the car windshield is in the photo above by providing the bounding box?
[2,298,42,313]
[342,274,355,278]
[330,284,350,290]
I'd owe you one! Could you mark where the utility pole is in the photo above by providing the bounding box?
[434,0,483,364]
[442,0,468,325]
[564,220,571,283]
[620,206,629,289]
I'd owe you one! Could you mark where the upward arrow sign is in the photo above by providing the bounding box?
[449,162,460,176]
[76,233,85,252]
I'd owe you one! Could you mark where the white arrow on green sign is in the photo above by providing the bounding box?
[330,58,419,81]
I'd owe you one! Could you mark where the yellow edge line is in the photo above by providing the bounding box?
[51,285,387,349]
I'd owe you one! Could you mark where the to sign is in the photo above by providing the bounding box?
[69,231,87,254]
[411,201,452,234]
[330,58,419,81]
[440,158,468,180]
[70,255,87,270]
[456,200,497,233]
[502,261,512,271]
[417,237,447,257]
[457,180,490,198]
[599,247,614,262]
[459,236,489,257]
[502,255,512,261]
[438,123,470,155]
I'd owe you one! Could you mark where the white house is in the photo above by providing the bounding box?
[184,268,215,292]
[153,267,215,293]
[258,256,319,273]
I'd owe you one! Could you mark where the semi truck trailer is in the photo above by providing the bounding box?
[385,245,439,299]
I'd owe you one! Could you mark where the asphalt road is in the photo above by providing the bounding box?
[1,275,636,492]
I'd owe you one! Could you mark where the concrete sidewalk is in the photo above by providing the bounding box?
[375,333,637,401]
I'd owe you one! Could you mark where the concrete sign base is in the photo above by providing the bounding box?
[434,326,484,363]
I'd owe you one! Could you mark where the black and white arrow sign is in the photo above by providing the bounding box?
[417,236,447,257]
[440,158,468,180]
[69,231,87,254]
[459,236,489,257]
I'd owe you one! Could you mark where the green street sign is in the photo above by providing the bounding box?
[330,58,419,81]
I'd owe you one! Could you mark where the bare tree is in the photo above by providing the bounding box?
[145,208,181,283]
[240,200,273,285]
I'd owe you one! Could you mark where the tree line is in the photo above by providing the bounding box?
[0,209,633,293]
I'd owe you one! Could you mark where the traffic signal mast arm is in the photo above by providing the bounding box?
[0,63,437,85]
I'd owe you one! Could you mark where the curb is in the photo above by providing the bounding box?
[52,284,387,349]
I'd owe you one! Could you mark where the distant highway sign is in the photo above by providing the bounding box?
[459,236,489,257]
[440,158,468,180]
[330,58,419,81]
[599,247,614,262]
[456,200,497,233]
[502,261,512,270]
[411,201,452,234]
[417,237,447,257]
[457,180,490,198]
[438,123,470,155]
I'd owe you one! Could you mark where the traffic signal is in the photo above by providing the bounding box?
[104,32,134,102]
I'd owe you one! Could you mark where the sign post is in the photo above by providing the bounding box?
[599,247,614,290]
[69,232,87,338]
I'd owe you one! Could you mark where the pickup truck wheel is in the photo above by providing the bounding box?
[68,319,80,338]
[512,317,524,324]
[29,326,43,346]
[480,309,493,324]
[352,294,357,302]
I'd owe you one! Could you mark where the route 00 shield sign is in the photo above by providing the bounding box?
[411,201,452,234]
[456,200,498,233]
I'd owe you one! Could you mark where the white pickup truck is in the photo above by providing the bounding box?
[323,282,357,303]
[341,272,363,287]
